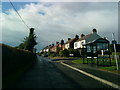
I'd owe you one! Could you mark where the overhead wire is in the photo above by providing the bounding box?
[8,0,30,29]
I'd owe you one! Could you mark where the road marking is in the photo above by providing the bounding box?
[61,61,120,89]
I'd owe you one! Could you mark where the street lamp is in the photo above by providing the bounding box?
[112,33,119,70]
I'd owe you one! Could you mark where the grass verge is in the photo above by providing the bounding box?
[72,59,120,74]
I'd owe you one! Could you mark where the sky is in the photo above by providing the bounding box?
[1,0,119,51]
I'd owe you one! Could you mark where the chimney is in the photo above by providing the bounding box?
[92,28,97,33]
[61,40,64,45]
[104,37,106,39]
[52,43,54,46]
[75,35,79,39]
[68,38,71,40]
[81,34,85,38]
[46,46,48,48]
[56,42,59,44]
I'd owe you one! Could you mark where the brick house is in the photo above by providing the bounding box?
[74,29,101,50]
[64,35,79,50]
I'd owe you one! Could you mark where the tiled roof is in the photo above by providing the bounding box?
[76,33,93,42]
[65,38,77,44]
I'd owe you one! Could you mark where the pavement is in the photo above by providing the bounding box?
[13,56,119,89]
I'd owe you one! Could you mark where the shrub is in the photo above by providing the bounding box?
[68,49,80,57]
[109,44,120,52]
[59,49,69,57]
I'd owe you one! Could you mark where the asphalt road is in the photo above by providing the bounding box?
[15,56,80,88]
[14,56,116,89]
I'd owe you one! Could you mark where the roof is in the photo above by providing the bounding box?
[85,38,109,45]
[76,32,101,43]
[65,38,78,44]
[76,33,92,42]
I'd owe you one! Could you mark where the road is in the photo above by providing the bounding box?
[15,56,80,88]
[15,56,116,89]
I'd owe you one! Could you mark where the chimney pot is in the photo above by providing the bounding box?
[56,42,59,44]
[61,40,64,44]
[52,44,54,46]
[92,28,97,33]
[75,35,79,39]
[81,34,85,38]
[68,38,71,40]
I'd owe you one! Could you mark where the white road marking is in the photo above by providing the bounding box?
[61,61,120,89]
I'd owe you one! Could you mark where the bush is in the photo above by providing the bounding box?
[48,52,56,57]
[68,49,80,57]
[109,44,120,52]
[59,49,69,57]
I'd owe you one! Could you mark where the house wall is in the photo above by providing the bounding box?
[65,43,69,49]
[79,40,86,48]
[74,40,86,49]
[74,42,78,49]
[46,48,49,52]
[51,47,56,52]
[43,49,46,52]
[62,44,65,50]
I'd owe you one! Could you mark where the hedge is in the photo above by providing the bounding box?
[1,44,37,88]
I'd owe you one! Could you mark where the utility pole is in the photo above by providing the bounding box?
[112,33,119,70]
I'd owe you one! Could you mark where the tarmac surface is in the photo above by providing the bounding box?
[14,56,119,89]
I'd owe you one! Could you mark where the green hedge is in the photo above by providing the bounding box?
[1,44,37,88]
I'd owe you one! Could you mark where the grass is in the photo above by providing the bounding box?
[49,56,79,59]
[99,66,120,74]
[112,52,120,55]
[72,58,120,74]
[72,59,83,64]
[73,58,120,65]
[100,66,117,71]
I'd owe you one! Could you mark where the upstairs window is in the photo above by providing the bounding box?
[75,43,77,47]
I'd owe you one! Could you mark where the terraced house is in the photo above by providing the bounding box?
[41,28,110,57]
[74,29,101,54]
[64,35,79,49]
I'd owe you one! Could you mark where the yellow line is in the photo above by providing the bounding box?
[61,61,120,89]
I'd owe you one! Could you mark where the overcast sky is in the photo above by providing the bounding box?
[1,1,119,51]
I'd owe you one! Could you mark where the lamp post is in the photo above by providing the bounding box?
[112,33,119,70]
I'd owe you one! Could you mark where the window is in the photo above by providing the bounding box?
[97,43,108,51]
[93,46,96,53]
[75,43,77,47]
[87,45,91,52]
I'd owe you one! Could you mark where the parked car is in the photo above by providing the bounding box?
[43,54,48,57]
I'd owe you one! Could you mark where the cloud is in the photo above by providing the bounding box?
[1,2,118,51]
[2,0,120,2]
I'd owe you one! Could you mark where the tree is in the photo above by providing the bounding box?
[56,47,61,54]
[109,44,120,52]
[17,28,37,52]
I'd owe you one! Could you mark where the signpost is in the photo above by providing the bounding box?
[112,33,119,70]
